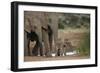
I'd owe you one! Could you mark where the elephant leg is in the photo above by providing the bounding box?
[38,35,44,56]
[35,24,44,56]
[42,30,51,57]
[32,45,38,56]
[28,40,33,56]
[40,47,43,56]
[38,42,43,56]
[24,31,28,56]
[49,35,53,53]
[53,30,58,54]
[27,39,31,56]
[29,40,35,56]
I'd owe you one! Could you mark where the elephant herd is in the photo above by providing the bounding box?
[24,11,74,57]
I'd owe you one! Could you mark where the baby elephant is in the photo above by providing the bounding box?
[56,38,64,56]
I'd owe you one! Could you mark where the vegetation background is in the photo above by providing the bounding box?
[57,13,90,56]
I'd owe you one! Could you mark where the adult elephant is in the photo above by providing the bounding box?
[48,13,59,54]
[24,11,59,57]
[24,11,43,56]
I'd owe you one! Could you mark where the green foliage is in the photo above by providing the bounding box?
[78,32,90,56]
[58,13,90,29]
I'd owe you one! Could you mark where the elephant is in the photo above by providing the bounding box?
[24,11,43,56]
[24,11,59,57]
[24,16,43,56]
[48,13,59,54]
[56,38,64,56]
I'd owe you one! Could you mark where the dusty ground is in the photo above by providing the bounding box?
[24,55,90,62]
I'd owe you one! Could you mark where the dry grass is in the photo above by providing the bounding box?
[58,28,89,48]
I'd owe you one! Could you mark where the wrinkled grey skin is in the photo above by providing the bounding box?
[24,11,59,56]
